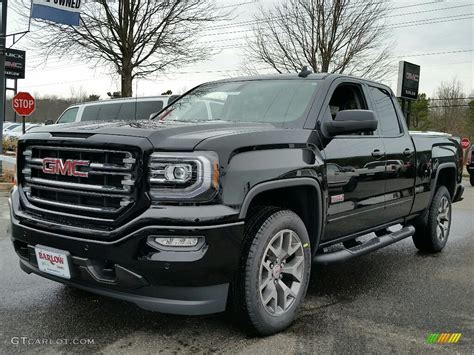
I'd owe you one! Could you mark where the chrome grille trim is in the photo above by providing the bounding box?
[26,194,125,213]
[20,145,137,218]
[24,177,132,193]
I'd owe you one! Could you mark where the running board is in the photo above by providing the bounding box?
[313,225,416,265]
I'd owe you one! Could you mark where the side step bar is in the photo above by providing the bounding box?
[313,225,416,265]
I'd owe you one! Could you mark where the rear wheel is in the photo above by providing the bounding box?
[238,208,311,335]
[412,186,452,252]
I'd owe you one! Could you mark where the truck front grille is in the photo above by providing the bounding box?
[20,145,138,220]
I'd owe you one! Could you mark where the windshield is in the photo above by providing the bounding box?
[156,80,319,126]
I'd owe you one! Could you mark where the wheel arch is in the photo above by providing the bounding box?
[239,178,325,253]
[430,162,457,202]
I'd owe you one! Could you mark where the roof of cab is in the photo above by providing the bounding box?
[205,72,393,92]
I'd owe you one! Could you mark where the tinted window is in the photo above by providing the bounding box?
[57,107,79,124]
[97,103,121,121]
[82,103,121,122]
[136,101,163,120]
[370,87,401,136]
[328,84,371,135]
[117,102,136,120]
[81,105,100,121]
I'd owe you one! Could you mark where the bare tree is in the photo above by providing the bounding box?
[25,0,224,97]
[430,78,468,137]
[246,0,393,79]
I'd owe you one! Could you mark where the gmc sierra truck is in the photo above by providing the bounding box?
[9,73,464,335]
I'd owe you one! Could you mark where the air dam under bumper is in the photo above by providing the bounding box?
[19,259,229,315]
[9,188,245,315]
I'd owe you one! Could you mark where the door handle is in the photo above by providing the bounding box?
[403,148,414,157]
[371,149,385,158]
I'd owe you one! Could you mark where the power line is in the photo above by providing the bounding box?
[198,13,474,46]
[202,3,472,34]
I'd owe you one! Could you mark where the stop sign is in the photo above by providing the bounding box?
[461,137,471,150]
[12,92,36,116]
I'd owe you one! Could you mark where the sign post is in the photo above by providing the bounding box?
[397,61,421,129]
[12,92,36,133]
[0,0,8,176]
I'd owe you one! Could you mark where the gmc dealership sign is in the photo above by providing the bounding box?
[397,61,420,100]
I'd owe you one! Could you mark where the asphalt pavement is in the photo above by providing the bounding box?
[0,181,472,354]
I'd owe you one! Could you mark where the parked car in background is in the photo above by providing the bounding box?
[3,123,42,139]
[52,96,180,125]
[466,146,474,186]
[2,122,21,132]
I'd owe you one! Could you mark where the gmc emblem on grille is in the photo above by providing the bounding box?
[42,158,90,178]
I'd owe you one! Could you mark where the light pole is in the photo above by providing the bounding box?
[0,0,7,176]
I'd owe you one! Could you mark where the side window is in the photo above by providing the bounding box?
[97,103,121,121]
[369,87,402,137]
[136,101,163,120]
[57,107,79,123]
[81,106,100,122]
[327,84,371,135]
[118,102,136,120]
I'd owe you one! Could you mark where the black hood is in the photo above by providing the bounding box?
[27,120,284,151]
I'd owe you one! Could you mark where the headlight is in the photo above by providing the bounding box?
[148,151,219,201]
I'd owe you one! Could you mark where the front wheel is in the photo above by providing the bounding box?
[412,186,452,252]
[238,209,311,335]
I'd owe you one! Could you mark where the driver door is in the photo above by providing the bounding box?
[320,80,387,241]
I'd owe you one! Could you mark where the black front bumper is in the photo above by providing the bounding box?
[9,188,245,315]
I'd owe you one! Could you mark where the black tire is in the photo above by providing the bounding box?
[412,186,452,252]
[238,208,312,336]
[470,174,474,186]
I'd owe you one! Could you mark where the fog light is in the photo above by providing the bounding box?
[154,237,199,247]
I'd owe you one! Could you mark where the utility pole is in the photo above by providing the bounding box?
[0,0,7,176]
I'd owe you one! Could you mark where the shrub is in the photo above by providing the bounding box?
[2,136,18,154]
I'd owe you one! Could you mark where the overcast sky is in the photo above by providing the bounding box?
[6,0,474,100]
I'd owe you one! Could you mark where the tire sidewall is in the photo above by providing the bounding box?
[245,210,311,334]
[427,186,452,251]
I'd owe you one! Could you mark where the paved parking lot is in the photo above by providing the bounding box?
[0,181,472,354]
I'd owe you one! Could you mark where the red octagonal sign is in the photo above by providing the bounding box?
[12,92,36,116]
[461,137,470,150]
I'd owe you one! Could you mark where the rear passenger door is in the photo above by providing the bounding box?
[321,80,387,241]
[367,86,416,221]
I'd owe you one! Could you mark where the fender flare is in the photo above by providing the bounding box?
[429,162,457,204]
[239,177,325,252]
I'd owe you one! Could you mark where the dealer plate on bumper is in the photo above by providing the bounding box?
[34,245,71,279]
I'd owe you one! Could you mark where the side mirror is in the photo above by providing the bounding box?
[44,119,54,125]
[322,110,377,137]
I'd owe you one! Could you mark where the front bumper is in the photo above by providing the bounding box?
[9,188,245,315]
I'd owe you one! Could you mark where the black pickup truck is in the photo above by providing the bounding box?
[9,73,464,335]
